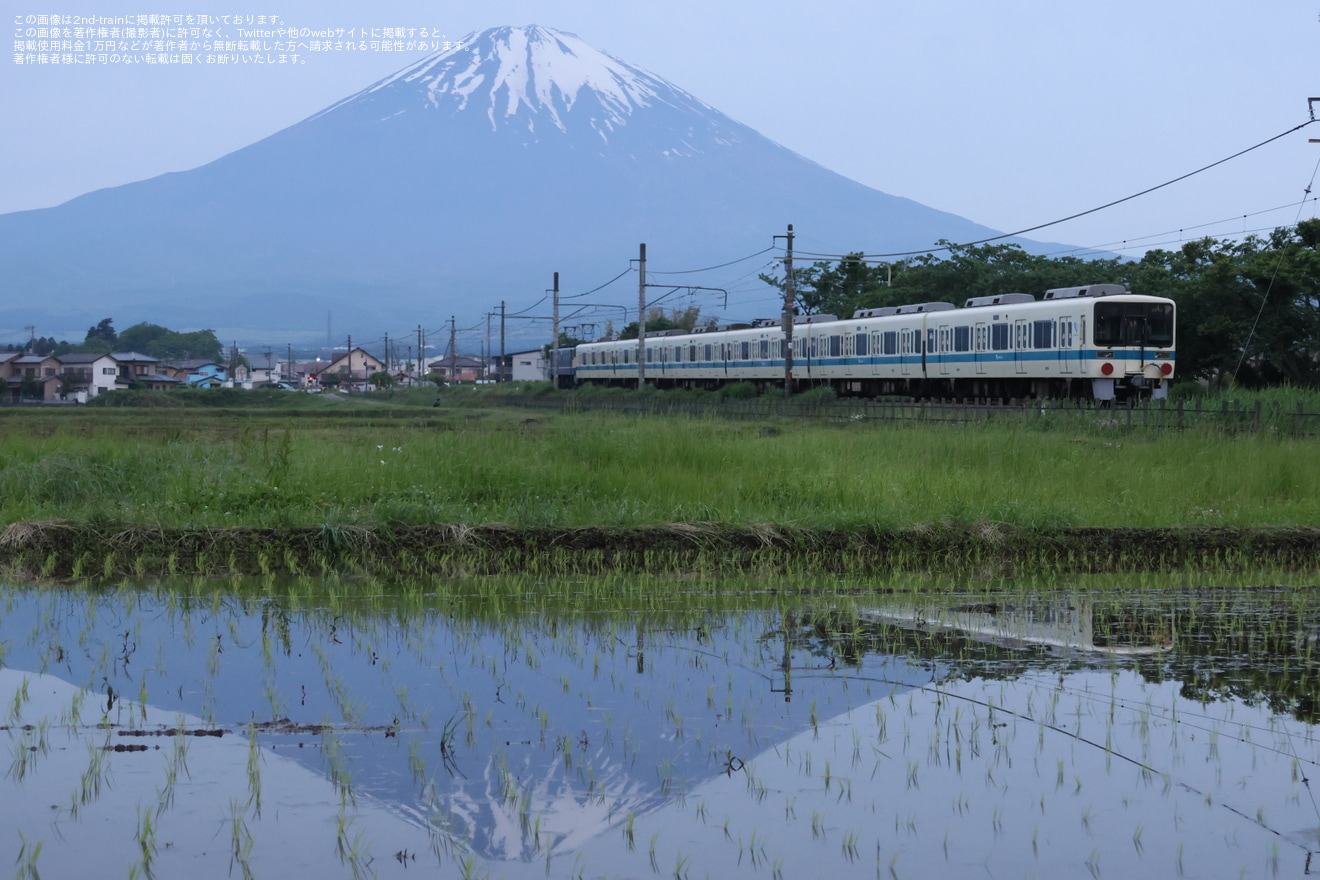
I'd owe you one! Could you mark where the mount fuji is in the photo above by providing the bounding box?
[0,26,1072,343]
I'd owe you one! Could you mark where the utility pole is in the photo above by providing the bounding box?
[346,334,352,382]
[448,316,457,384]
[637,243,646,389]
[499,301,506,383]
[417,324,425,380]
[775,224,796,398]
[551,271,560,385]
[286,343,293,382]
[383,332,390,373]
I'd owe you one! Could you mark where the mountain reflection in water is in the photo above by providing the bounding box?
[2,580,1319,878]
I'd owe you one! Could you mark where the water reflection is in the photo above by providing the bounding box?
[2,580,1319,878]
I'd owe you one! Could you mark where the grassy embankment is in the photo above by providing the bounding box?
[2,390,1318,576]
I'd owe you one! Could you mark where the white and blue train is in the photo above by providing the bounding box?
[568,284,1175,401]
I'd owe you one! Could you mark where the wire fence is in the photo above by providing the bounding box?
[469,393,1320,436]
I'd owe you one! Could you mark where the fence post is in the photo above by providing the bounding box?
[1298,399,1306,436]
[1254,400,1262,433]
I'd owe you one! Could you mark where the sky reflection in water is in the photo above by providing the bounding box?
[2,581,1318,878]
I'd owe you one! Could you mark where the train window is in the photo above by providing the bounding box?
[689,344,697,361]
[954,326,971,352]
[991,324,1008,350]
[623,349,630,364]
[741,341,750,360]
[829,335,842,358]
[882,332,897,355]
[1032,321,1056,349]
[1093,302,1173,346]
[705,344,712,361]
[855,333,868,357]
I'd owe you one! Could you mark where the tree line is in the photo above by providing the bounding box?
[5,319,224,363]
[760,220,1320,388]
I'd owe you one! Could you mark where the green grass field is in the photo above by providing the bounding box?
[1,399,1315,531]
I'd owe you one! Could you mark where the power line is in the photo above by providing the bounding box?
[789,119,1318,262]
[647,246,776,275]
[561,266,635,300]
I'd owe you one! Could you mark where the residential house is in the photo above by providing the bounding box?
[488,349,547,382]
[57,352,121,401]
[315,347,384,390]
[428,355,485,383]
[111,352,182,391]
[4,354,63,402]
[246,354,282,386]
[162,359,228,388]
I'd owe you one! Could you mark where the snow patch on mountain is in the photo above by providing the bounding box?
[315,25,724,147]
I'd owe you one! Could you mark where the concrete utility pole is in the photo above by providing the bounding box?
[346,334,352,380]
[383,332,390,373]
[448,316,457,383]
[499,301,506,382]
[637,243,647,389]
[551,271,560,385]
[776,224,796,398]
[286,343,293,382]
[417,325,424,380]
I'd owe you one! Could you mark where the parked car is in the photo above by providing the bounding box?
[262,382,296,390]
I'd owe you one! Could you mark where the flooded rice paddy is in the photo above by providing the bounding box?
[3,576,1320,879]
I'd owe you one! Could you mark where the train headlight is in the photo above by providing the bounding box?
[1160,362,1173,375]
[1100,362,1114,376]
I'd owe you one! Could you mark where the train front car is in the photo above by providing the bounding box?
[1054,285,1176,402]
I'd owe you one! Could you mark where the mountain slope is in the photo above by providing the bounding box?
[0,26,1065,342]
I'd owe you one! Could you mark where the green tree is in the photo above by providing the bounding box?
[1136,227,1320,386]
[760,252,893,316]
[618,307,692,340]
[116,323,223,361]
[84,318,117,347]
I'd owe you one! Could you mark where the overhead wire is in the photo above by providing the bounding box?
[1232,149,1320,382]
[780,119,1318,264]
[647,246,776,275]
[561,266,635,299]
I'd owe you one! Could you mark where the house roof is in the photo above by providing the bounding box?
[428,356,485,369]
[110,351,159,363]
[57,352,115,364]
[168,359,222,371]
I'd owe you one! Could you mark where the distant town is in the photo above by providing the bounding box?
[2,320,549,403]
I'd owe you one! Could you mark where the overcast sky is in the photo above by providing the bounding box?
[5,0,1319,266]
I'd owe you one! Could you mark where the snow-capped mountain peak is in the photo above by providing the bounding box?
[323,25,716,140]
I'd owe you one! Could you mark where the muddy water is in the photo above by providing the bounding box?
[2,579,1319,878]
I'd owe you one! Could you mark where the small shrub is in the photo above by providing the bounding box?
[717,381,759,400]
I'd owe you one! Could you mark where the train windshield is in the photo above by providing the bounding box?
[1093,301,1174,347]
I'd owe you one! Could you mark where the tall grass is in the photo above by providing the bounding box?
[1,409,1317,531]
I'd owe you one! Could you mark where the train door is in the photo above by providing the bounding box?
[937,324,951,375]
[1014,319,1029,374]
[974,322,988,375]
[900,326,913,376]
[1058,315,1074,374]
